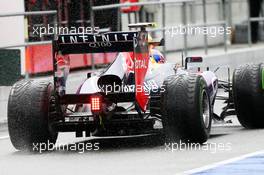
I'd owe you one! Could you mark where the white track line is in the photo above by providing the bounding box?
[182,150,264,175]
[0,136,9,140]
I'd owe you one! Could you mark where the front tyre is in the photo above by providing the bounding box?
[161,74,212,144]
[233,63,264,128]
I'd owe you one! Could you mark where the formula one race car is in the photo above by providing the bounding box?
[8,23,226,151]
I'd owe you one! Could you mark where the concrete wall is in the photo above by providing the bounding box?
[0,0,25,74]
[121,0,248,51]
[0,87,11,123]
[203,46,264,80]
[0,0,24,123]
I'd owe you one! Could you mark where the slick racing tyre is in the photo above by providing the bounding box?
[233,63,264,128]
[8,80,58,151]
[161,74,212,144]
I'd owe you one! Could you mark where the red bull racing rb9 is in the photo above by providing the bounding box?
[7,23,264,151]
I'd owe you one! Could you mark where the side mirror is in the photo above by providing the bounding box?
[87,72,92,79]
[185,57,203,69]
[159,38,165,46]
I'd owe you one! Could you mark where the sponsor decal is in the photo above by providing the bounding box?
[133,31,149,111]
[59,32,138,44]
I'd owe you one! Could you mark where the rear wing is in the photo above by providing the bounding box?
[53,32,138,54]
[53,23,156,112]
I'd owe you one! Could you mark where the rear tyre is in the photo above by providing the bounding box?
[161,74,212,144]
[8,80,58,151]
[233,63,264,128]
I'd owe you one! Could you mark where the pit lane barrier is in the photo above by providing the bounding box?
[0,10,57,78]
[90,0,230,57]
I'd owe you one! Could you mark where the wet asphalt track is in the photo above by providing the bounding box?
[1,86,264,175]
[1,116,264,175]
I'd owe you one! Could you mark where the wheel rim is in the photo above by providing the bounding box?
[202,90,210,129]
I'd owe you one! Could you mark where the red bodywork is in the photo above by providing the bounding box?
[134,51,149,111]
[132,31,150,111]
[124,51,150,112]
